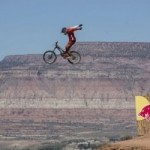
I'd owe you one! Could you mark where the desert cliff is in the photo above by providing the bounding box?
[0,42,150,140]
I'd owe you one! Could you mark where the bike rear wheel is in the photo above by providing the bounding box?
[67,51,81,64]
[43,51,57,64]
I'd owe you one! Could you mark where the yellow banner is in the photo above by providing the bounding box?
[135,96,150,121]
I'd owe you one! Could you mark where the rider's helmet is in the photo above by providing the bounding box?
[61,27,66,34]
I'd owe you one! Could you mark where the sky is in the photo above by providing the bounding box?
[0,0,150,60]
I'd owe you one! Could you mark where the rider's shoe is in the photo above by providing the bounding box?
[65,55,72,59]
[63,52,72,59]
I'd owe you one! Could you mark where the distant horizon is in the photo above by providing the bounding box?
[1,40,150,61]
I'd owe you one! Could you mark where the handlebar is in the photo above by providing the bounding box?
[54,41,62,50]
[55,41,58,47]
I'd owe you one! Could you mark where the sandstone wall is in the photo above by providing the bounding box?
[0,42,149,138]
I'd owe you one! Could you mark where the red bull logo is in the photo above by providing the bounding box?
[138,105,150,121]
[135,96,150,122]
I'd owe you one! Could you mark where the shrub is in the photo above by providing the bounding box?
[120,135,133,141]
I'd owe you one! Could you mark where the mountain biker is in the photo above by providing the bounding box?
[61,24,83,58]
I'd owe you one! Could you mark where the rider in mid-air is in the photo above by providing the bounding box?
[61,24,83,58]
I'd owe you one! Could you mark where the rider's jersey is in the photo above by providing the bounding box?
[66,25,81,41]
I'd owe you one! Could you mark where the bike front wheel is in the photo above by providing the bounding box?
[43,51,57,64]
[67,51,81,64]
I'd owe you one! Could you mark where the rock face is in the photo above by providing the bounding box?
[0,42,150,139]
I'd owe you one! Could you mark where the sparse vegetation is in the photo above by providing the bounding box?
[38,143,66,150]
[119,135,133,141]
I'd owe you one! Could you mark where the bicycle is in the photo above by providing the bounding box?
[43,41,81,64]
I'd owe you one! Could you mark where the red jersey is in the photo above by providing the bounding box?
[64,25,82,51]
[66,25,81,41]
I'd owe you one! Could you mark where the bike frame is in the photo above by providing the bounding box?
[53,41,65,54]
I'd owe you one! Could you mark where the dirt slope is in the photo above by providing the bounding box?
[99,134,150,150]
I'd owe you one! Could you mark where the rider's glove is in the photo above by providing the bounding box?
[79,24,83,27]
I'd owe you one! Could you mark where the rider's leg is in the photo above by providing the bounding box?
[65,40,76,53]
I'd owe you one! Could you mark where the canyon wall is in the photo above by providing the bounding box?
[0,42,150,139]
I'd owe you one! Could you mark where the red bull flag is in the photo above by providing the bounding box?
[135,96,150,122]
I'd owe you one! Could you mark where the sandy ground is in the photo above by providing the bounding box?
[0,140,42,150]
[1,134,150,150]
[99,134,150,150]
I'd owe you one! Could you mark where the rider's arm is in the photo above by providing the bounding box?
[67,24,83,32]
